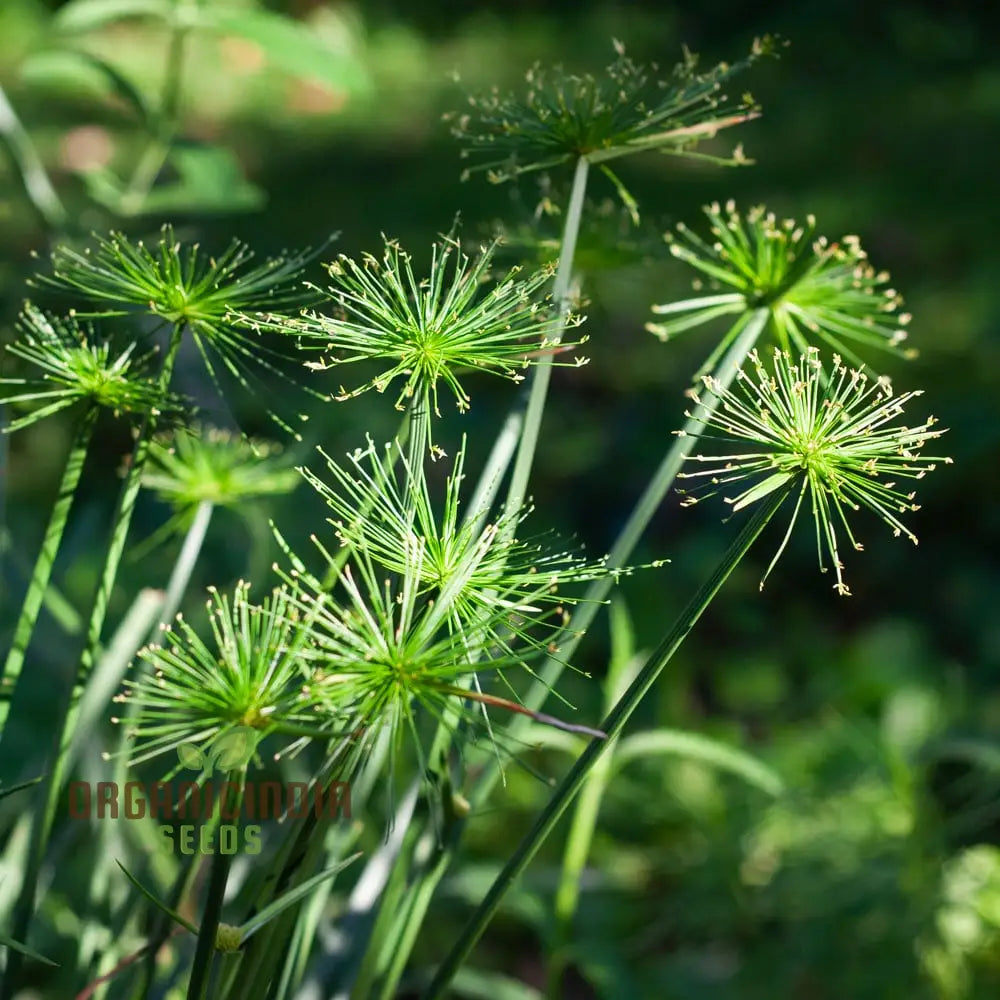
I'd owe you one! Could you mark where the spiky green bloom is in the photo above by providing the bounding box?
[265,435,631,760]
[287,524,606,765]
[290,538,516,749]
[36,225,314,333]
[648,202,915,369]
[242,235,587,418]
[116,583,323,770]
[0,304,182,431]
[676,346,951,595]
[448,37,778,188]
[142,426,299,517]
[33,226,322,433]
[301,438,623,654]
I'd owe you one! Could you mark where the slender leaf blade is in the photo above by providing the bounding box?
[613,728,784,796]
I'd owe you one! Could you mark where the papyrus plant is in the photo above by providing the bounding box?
[0,29,954,1000]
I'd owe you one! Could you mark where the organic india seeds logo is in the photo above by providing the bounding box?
[68,726,351,856]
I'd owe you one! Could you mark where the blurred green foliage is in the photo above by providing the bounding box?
[1,1,998,997]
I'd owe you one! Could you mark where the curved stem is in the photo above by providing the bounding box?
[0,82,68,230]
[78,503,214,984]
[420,484,792,999]
[546,604,634,998]
[463,404,522,536]
[156,499,214,633]
[1,405,97,700]
[82,324,185,676]
[353,159,592,998]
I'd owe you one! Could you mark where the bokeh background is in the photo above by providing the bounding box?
[1,1,998,997]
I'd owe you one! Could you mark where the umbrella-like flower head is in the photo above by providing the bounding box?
[648,202,915,370]
[0,305,184,431]
[449,38,779,185]
[242,234,587,421]
[676,346,951,595]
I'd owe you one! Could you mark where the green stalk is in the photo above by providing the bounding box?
[421,484,792,999]
[503,155,589,522]
[348,159,592,992]
[0,82,68,230]
[187,773,244,1000]
[0,325,184,998]
[363,309,770,989]
[79,327,184,679]
[221,742,371,998]
[154,499,214,632]
[464,405,522,533]
[79,502,214,983]
[129,785,220,1000]
[118,13,190,216]
[1,405,97,700]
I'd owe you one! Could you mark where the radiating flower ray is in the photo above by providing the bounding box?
[137,425,300,553]
[300,436,628,661]
[448,37,780,202]
[114,583,327,773]
[0,304,184,431]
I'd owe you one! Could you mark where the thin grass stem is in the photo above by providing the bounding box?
[1,406,97,700]
[119,16,190,216]
[0,82,68,229]
[503,155,589,523]
[187,773,244,1000]
[473,306,770,805]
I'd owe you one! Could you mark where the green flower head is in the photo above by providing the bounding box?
[648,202,915,370]
[676,347,951,595]
[448,37,780,201]
[0,304,184,431]
[34,226,323,435]
[115,583,323,772]
[272,434,627,764]
[143,426,299,515]
[302,437,619,652]
[242,234,587,419]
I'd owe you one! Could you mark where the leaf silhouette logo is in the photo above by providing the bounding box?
[176,727,260,776]
[214,727,260,771]
[177,743,207,772]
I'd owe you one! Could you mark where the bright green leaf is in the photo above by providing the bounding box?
[200,8,369,94]
[115,860,198,934]
[450,967,545,1000]
[612,728,784,796]
[134,144,265,215]
[53,0,171,33]
[21,48,151,124]
[237,854,362,943]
